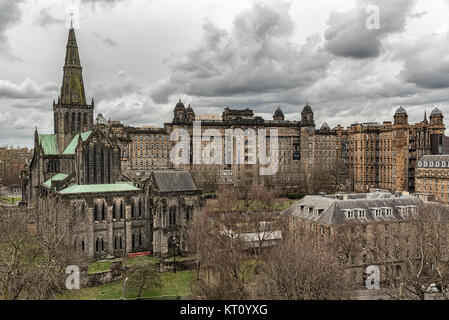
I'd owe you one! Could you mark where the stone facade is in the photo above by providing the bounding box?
[415,154,449,204]
[0,147,32,184]
[114,101,447,195]
[21,27,204,261]
[340,107,445,193]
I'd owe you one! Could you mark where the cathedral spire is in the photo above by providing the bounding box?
[60,26,86,105]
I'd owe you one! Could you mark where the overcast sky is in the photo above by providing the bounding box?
[0,0,449,147]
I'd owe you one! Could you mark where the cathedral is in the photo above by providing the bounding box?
[21,27,203,260]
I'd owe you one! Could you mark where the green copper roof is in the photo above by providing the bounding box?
[38,134,59,155]
[62,131,92,155]
[43,173,69,188]
[59,182,141,194]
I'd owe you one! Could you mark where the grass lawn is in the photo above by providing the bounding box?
[0,196,21,205]
[88,261,111,274]
[58,270,195,300]
[123,255,160,267]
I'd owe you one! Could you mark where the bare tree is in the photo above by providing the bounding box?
[189,205,251,299]
[367,204,449,300]
[252,229,353,300]
[0,206,41,300]
[32,197,87,299]
[331,222,364,267]
[189,184,299,299]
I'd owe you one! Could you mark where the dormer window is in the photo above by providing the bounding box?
[354,208,366,218]
[430,161,434,167]
[343,209,354,219]
[436,161,440,168]
[313,208,324,217]
[418,161,423,167]
[382,207,393,217]
[406,205,417,216]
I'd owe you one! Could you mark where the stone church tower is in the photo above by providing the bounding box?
[53,26,94,152]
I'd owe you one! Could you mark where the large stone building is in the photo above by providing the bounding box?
[287,191,449,283]
[415,154,449,204]
[0,147,32,184]
[21,26,203,260]
[162,101,347,193]
[341,107,446,193]
[114,100,447,195]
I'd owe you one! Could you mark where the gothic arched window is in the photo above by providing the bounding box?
[112,202,116,220]
[71,112,75,132]
[169,207,177,225]
[131,201,136,218]
[138,231,142,247]
[101,202,106,221]
[114,234,122,250]
[139,199,143,218]
[132,233,135,249]
[93,204,98,222]
[81,202,86,220]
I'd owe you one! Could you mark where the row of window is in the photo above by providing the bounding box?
[95,231,144,252]
[300,205,416,219]
[134,135,168,142]
[418,160,449,168]
[92,199,144,222]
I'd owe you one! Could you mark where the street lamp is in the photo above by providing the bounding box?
[171,235,179,274]
[123,277,129,300]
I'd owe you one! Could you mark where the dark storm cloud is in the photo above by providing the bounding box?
[0,0,25,58]
[397,32,449,89]
[151,1,332,104]
[324,0,416,59]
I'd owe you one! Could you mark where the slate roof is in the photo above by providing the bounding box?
[395,106,407,114]
[418,154,449,167]
[431,107,443,115]
[288,194,429,225]
[302,103,312,113]
[59,182,140,194]
[152,171,198,193]
[62,131,92,155]
[38,134,59,155]
[274,107,284,117]
[42,173,69,188]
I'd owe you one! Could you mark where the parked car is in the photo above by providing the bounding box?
[426,284,441,293]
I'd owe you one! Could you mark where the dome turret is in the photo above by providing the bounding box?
[301,102,314,126]
[273,106,285,121]
[394,106,408,125]
[173,99,187,122]
[431,107,442,116]
[321,122,330,131]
